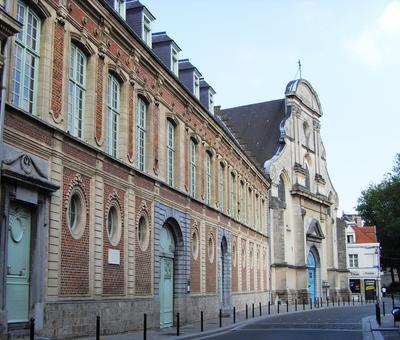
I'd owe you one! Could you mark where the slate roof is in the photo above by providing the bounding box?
[219,99,286,168]
[352,226,377,243]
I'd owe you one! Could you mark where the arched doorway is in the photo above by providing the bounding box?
[218,235,231,311]
[308,251,316,302]
[159,224,175,328]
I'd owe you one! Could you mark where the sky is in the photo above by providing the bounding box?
[144,0,400,214]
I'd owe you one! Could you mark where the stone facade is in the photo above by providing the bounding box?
[0,1,269,338]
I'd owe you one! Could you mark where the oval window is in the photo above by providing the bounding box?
[107,205,120,246]
[192,231,199,259]
[68,189,86,239]
[138,215,149,251]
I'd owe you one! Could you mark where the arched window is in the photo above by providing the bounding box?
[278,175,285,202]
[305,164,310,189]
[189,138,197,197]
[136,97,147,171]
[68,44,87,138]
[219,162,225,211]
[205,151,212,205]
[166,119,175,186]
[230,172,236,218]
[12,2,41,114]
[248,187,253,226]
[107,74,120,157]
[239,180,244,222]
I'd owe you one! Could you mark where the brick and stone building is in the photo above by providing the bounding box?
[218,79,350,303]
[0,0,270,338]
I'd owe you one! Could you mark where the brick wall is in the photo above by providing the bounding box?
[134,198,152,295]
[206,224,216,293]
[50,22,64,119]
[190,220,200,293]
[60,168,90,295]
[103,184,125,295]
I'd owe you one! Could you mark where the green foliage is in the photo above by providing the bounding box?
[356,154,400,269]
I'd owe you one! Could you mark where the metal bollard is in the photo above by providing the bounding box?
[233,307,236,324]
[30,318,35,340]
[96,316,100,340]
[252,303,254,318]
[268,301,271,315]
[353,296,354,306]
[392,294,395,309]
[383,301,385,316]
[295,299,298,311]
[201,311,204,332]
[333,297,335,307]
[286,300,289,312]
[177,312,180,336]
[219,309,222,328]
[278,301,280,314]
[143,314,147,340]
[327,297,329,307]
[348,296,350,306]
[259,302,262,316]
[310,298,312,310]
[376,303,381,326]
[246,304,248,319]
[361,296,363,305]
[303,299,305,311]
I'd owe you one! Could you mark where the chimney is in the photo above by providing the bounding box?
[126,1,155,47]
[178,59,202,99]
[200,78,216,115]
[152,32,182,77]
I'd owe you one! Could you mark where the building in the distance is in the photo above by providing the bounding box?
[345,222,381,300]
[218,79,350,303]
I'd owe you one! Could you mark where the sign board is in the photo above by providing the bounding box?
[108,249,120,265]
[349,279,361,293]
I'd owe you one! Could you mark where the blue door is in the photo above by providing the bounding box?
[160,226,175,328]
[308,251,316,302]
[6,203,31,323]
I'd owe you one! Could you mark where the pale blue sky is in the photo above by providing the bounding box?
[145,0,400,214]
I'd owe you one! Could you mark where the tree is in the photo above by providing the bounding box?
[356,154,400,284]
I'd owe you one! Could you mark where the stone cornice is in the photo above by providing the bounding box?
[0,7,22,40]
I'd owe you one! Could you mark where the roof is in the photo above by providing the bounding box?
[352,226,377,243]
[219,99,286,168]
[152,32,182,51]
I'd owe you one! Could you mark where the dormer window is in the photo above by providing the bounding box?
[194,73,200,99]
[171,46,179,76]
[114,0,126,19]
[209,91,214,113]
[143,14,152,47]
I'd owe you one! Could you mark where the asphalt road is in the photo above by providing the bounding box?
[208,305,375,340]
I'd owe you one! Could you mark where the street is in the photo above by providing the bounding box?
[207,305,375,340]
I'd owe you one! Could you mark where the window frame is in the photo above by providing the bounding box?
[166,119,175,186]
[189,138,197,198]
[136,97,147,171]
[114,0,126,19]
[107,74,120,158]
[193,72,200,99]
[349,254,359,268]
[171,46,179,76]
[68,44,87,139]
[219,162,225,211]
[205,151,212,205]
[12,1,41,115]
[230,172,236,218]
[143,13,152,47]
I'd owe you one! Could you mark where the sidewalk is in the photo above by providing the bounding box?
[78,300,376,340]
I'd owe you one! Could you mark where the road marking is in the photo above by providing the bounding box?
[236,328,361,332]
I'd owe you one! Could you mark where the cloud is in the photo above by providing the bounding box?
[347,0,400,67]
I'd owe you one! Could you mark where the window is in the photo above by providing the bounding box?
[209,91,214,113]
[114,0,126,19]
[278,175,285,202]
[143,14,152,47]
[239,181,244,222]
[193,73,200,99]
[136,97,147,171]
[248,188,253,226]
[255,194,259,229]
[208,235,214,263]
[205,151,212,205]
[12,1,41,114]
[305,164,310,189]
[166,120,175,186]
[242,246,246,268]
[349,254,358,268]
[230,172,236,218]
[171,46,179,76]
[189,138,197,197]
[138,215,149,251]
[347,235,354,244]
[219,163,225,211]
[68,45,86,138]
[107,205,120,246]
[107,74,120,157]
[68,189,86,240]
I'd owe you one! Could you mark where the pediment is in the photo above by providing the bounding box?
[306,219,325,242]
